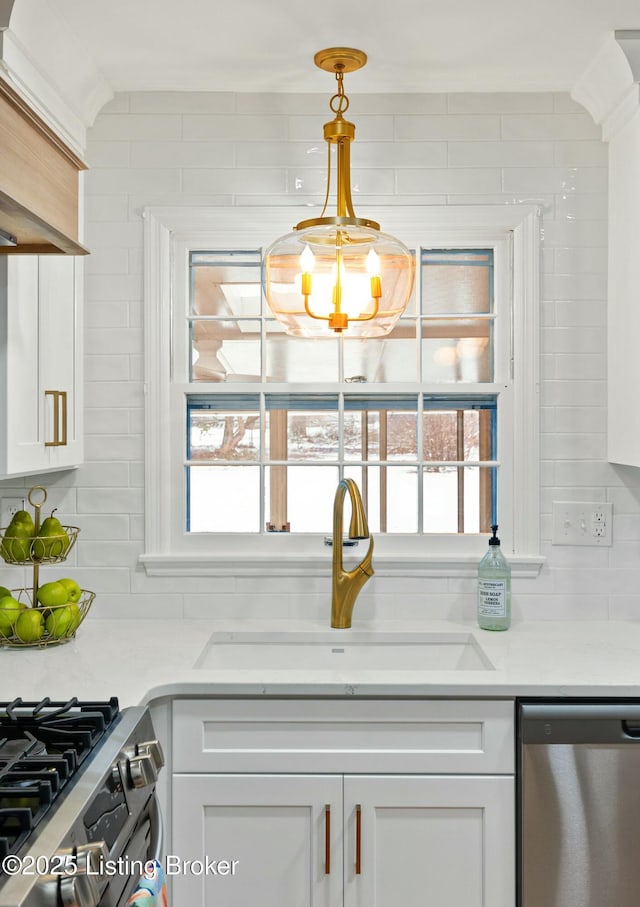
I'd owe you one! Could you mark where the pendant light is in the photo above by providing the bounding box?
[263,48,415,338]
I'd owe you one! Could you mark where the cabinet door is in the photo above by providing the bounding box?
[0,255,82,478]
[172,774,343,907]
[344,775,514,907]
[38,255,83,469]
[0,256,43,475]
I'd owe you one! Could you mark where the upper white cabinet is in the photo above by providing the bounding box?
[573,33,640,466]
[0,254,83,478]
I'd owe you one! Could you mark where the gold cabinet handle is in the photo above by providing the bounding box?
[324,805,331,875]
[45,390,68,447]
[60,390,67,446]
[355,804,362,875]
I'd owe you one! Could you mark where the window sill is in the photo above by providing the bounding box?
[139,552,545,579]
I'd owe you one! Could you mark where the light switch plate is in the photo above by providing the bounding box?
[552,501,613,546]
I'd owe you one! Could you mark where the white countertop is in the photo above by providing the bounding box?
[3,618,640,705]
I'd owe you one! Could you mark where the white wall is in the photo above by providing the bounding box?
[3,89,639,623]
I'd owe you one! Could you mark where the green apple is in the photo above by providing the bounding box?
[36,581,68,608]
[45,605,76,638]
[67,604,82,633]
[15,609,44,643]
[0,595,22,636]
[57,578,82,604]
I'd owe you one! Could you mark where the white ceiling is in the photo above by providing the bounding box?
[33,0,640,94]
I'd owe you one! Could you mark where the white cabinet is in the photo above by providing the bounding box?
[0,254,83,478]
[171,699,515,907]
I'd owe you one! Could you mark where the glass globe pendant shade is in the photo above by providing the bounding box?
[264,223,415,338]
[262,47,415,338]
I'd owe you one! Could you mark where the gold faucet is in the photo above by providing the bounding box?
[331,478,374,628]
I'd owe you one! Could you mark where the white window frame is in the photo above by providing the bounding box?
[140,205,543,578]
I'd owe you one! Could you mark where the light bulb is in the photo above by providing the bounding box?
[300,244,314,296]
[300,244,315,273]
[366,248,380,276]
[366,248,382,299]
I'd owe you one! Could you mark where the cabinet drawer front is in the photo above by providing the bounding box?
[172,699,514,774]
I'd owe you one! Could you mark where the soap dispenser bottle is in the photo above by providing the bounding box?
[477,524,511,631]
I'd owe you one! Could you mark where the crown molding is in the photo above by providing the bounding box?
[0,6,113,154]
[572,30,640,139]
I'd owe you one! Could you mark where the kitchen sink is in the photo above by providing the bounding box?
[195,630,494,671]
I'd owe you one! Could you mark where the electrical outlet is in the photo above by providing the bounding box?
[1,498,25,528]
[552,501,613,546]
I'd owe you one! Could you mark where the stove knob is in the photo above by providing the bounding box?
[58,869,100,907]
[128,752,159,788]
[76,840,109,867]
[138,738,165,771]
[39,847,103,907]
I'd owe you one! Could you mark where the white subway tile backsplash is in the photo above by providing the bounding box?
[182,168,287,195]
[90,594,184,619]
[554,192,608,221]
[78,541,143,567]
[352,142,448,168]
[553,141,608,166]
[67,514,130,541]
[184,593,292,620]
[84,356,131,382]
[89,114,182,141]
[554,247,607,274]
[546,383,590,413]
[87,168,182,196]
[541,432,606,460]
[501,114,601,140]
[84,382,143,409]
[84,303,129,329]
[77,488,144,514]
[502,166,607,195]
[289,168,394,196]
[87,141,132,168]
[129,92,235,114]
[84,434,144,461]
[448,141,554,167]
[552,406,607,433]
[84,408,130,434]
[554,354,606,380]
[395,115,500,141]
[541,327,606,354]
[542,219,607,247]
[78,89,637,623]
[183,114,289,141]
[130,141,234,168]
[85,328,143,356]
[74,462,130,487]
[397,168,502,194]
[448,93,555,114]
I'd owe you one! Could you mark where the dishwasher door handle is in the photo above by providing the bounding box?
[622,721,640,738]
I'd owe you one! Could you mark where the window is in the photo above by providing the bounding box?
[141,206,541,577]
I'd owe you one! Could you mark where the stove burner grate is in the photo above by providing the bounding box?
[0,698,120,874]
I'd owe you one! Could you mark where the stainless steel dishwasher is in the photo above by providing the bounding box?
[518,700,640,907]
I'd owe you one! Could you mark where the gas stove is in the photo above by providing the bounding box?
[0,699,164,907]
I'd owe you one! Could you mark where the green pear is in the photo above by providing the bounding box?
[1,510,35,563]
[32,510,70,560]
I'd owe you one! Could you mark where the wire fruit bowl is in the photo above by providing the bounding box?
[0,588,95,649]
[0,526,79,564]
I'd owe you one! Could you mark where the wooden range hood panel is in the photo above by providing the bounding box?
[0,77,89,255]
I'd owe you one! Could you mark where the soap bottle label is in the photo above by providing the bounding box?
[478,579,507,617]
